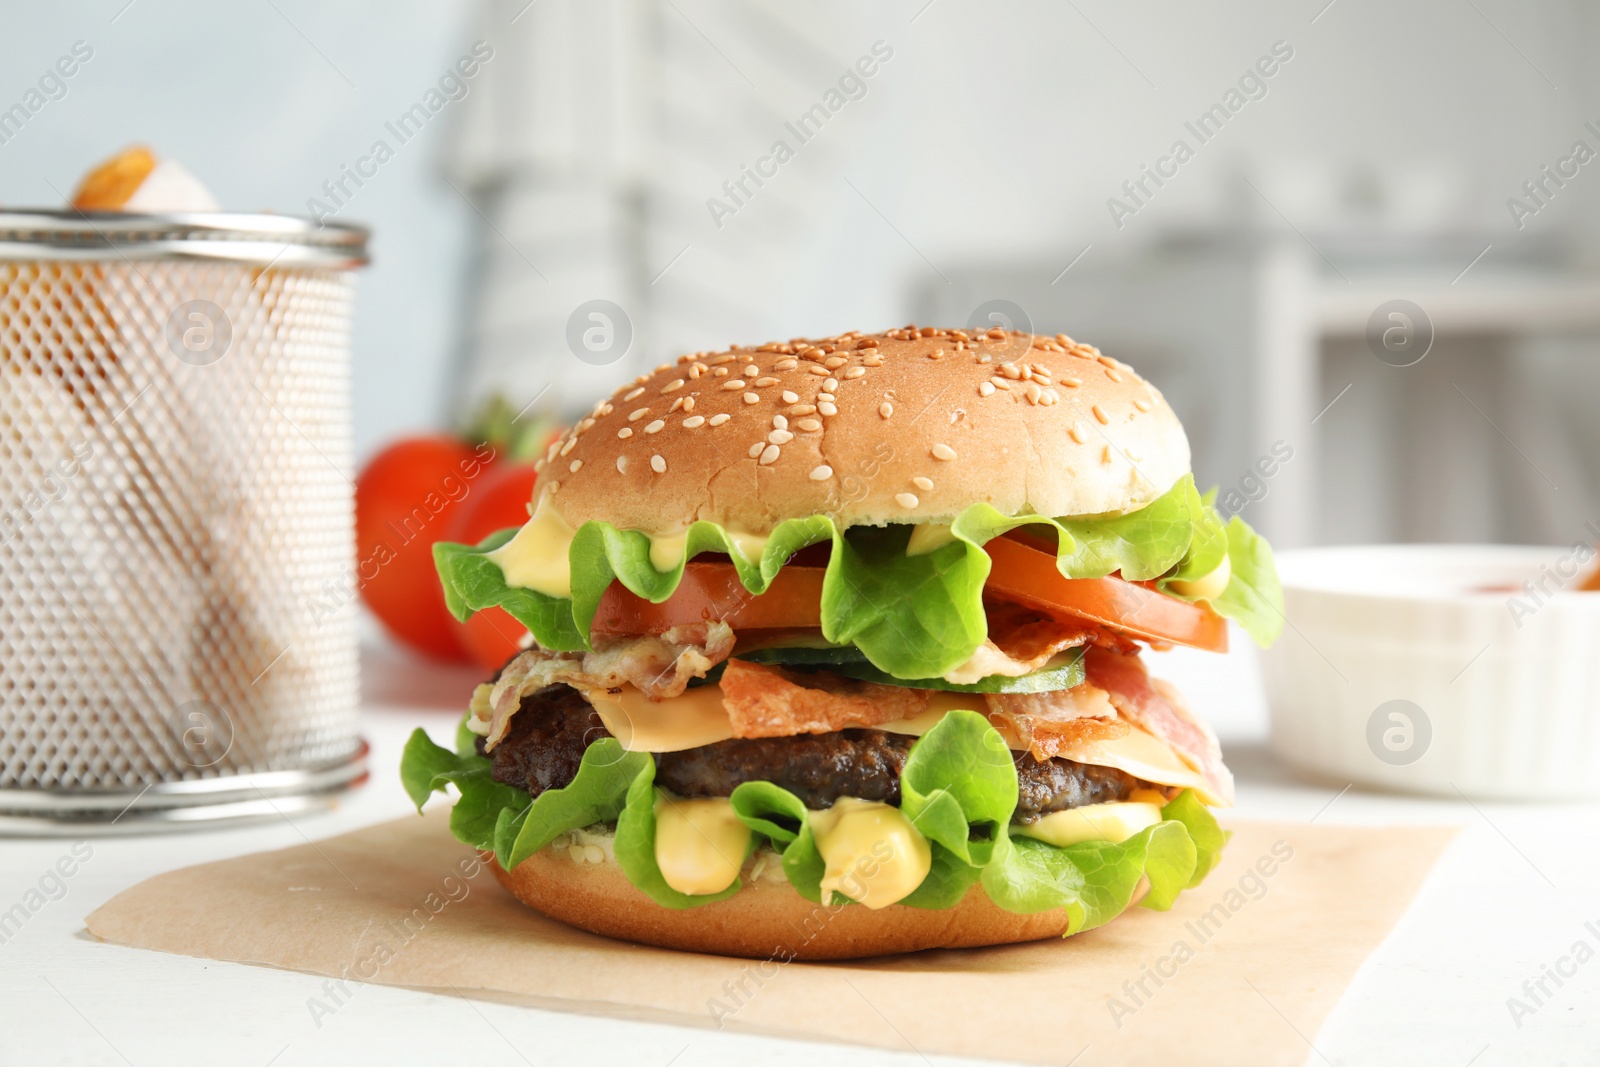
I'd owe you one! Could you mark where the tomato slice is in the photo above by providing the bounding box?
[982,535,1228,652]
[590,562,824,635]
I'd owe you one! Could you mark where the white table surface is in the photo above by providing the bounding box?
[2,640,1596,1067]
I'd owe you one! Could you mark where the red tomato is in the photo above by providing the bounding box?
[983,535,1228,652]
[446,461,542,672]
[355,436,495,662]
[590,562,827,636]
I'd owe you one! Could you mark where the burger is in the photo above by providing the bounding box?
[402,326,1282,960]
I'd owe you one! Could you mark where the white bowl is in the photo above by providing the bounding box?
[1260,544,1600,799]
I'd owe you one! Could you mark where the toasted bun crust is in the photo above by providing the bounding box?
[538,327,1189,533]
[490,848,1147,960]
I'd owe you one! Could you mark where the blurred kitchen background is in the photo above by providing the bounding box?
[8,0,1600,551]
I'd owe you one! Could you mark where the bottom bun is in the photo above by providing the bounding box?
[490,847,1147,960]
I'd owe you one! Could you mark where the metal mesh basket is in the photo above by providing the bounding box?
[0,212,370,832]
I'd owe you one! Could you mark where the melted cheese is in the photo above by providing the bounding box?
[485,494,578,598]
[653,796,751,895]
[906,523,957,556]
[810,798,931,909]
[488,494,771,595]
[1167,551,1232,601]
[1013,799,1162,847]
[647,528,769,572]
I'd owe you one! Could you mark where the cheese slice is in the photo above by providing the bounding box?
[585,683,735,753]
[585,681,1218,802]
[1013,799,1162,847]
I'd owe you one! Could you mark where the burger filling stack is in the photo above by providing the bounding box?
[402,326,1282,959]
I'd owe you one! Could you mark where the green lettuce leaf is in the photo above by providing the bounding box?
[432,473,1284,681]
[400,728,531,855]
[613,755,749,909]
[899,709,1018,867]
[498,740,650,869]
[1210,516,1285,646]
[981,817,1198,932]
[1160,787,1230,888]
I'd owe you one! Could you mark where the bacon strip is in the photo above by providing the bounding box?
[477,622,735,749]
[718,659,927,738]
[1083,647,1234,803]
[984,685,1128,762]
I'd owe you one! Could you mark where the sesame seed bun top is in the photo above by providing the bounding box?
[535,326,1190,533]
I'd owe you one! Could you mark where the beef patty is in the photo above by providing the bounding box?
[483,683,1146,819]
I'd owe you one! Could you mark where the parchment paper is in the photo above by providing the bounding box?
[86,810,1454,1066]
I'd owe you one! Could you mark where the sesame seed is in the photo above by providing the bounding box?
[791,404,817,416]
[978,382,996,397]
[818,393,836,404]
[668,397,685,413]
[1105,368,1123,383]
[578,417,595,431]
[709,413,731,426]
[616,456,628,473]
[683,415,706,428]
[1092,404,1109,425]
[824,378,838,391]
[1070,423,1087,444]
[597,402,614,416]
[879,402,894,418]
[1134,398,1153,412]
[856,338,879,349]
[644,419,665,434]
[824,356,848,369]
[1061,377,1082,388]
[713,367,731,377]
[683,396,695,412]
[999,363,1022,380]
[623,387,645,401]
[896,492,920,509]
[845,366,866,379]
[651,455,667,473]
[1056,333,1073,346]
[809,464,833,480]
[817,402,838,417]
[775,359,799,371]
[862,354,884,367]
[743,392,759,404]
[772,414,788,430]
[569,460,583,473]
[617,427,633,439]
[932,443,956,461]
[560,438,577,456]
[1025,383,1042,404]
[534,458,546,473]
[759,444,780,465]
[795,417,822,431]
[808,365,829,376]
[748,442,765,458]
[768,429,794,445]
[912,476,933,491]
[1040,389,1059,406]
[1101,445,1112,464]
[710,354,737,365]
[662,379,685,393]
[781,390,799,404]
[755,376,779,387]
[722,380,747,391]
[628,407,649,421]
